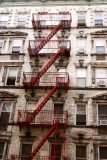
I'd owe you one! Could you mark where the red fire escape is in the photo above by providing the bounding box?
[11,13,71,160]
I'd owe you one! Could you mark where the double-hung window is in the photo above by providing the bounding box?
[6,68,17,85]
[95,39,105,54]
[0,40,3,53]
[96,69,106,86]
[77,39,86,54]
[76,69,86,87]
[95,13,103,26]
[76,145,87,160]
[76,104,86,125]
[18,15,26,27]
[21,143,32,160]
[98,105,107,122]
[0,102,12,123]
[12,40,22,53]
[0,14,8,27]
[78,13,86,26]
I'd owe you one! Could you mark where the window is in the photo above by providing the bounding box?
[0,102,12,122]
[78,13,86,26]
[76,145,87,160]
[76,69,86,87]
[96,69,106,86]
[0,14,8,27]
[77,39,86,53]
[32,69,40,86]
[95,13,103,26]
[6,68,17,85]
[12,40,22,53]
[18,15,26,27]
[54,104,64,123]
[0,40,3,53]
[51,144,62,160]
[99,146,107,160]
[0,142,5,159]
[98,105,107,121]
[76,104,86,125]
[95,39,105,54]
[21,143,32,160]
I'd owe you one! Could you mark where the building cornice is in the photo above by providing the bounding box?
[0,0,107,6]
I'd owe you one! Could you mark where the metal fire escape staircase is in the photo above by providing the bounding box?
[15,19,69,160]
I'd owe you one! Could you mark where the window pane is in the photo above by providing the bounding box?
[77,105,86,114]
[2,102,11,111]
[0,112,10,122]
[76,146,86,158]
[95,39,104,46]
[77,69,86,78]
[0,15,8,21]
[96,69,106,78]
[76,105,86,125]
[77,78,86,87]
[18,15,26,21]
[21,144,32,155]
[0,142,5,158]
[77,39,86,48]
[95,13,102,20]
[78,14,85,20]
[100,147,107,159]
[13,40,22,46]
[8,68,17,77]
[51,144,62,159]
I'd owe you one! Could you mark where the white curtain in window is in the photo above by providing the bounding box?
[0,15,8,21]
[95,13,102,20]
[95,39,104,46]
[77,69,86,78]
[2,102,11,111]
[0,40,3,47]
[77,39,86,48]
[96,69,106,78]
[13,40,22,47]
[8,68,17,77]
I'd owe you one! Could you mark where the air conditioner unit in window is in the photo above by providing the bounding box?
[97,80,105,86]
[100,120,107,125]
[78,48,85,54]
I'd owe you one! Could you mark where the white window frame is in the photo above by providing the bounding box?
[0,102,13,123]
[97,104,107,125]
[75,104,87,126]
[17,14,26,27]
[75,144,87,160]
[77,39,86,53]
[94,12,103,26]
[76,68,87,87]
[95,68,107,86]
[11,39,23,53]
[0,142,6,160]
[94,39,105,54]
[5,68,18,86]
[0,14,8,27]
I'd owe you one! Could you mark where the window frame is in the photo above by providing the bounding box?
[75,104,87,126]
[75,144,87,160]
[17,14,26,27]
[76,68,87,87]
[0,14,8,27]
[11,39,23,53]
[95,68,107,86]
[0,102,13,123]
[98,145,107,160]
[94,39,105,54]
[5,68,18,86]
[20,142,33,157]
[77,39,86,53]
[94,12,103,26]
[97,104,107,125]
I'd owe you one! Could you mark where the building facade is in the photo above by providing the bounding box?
[0,2,107,160]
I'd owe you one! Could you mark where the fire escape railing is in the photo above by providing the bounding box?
[28,40,71,56]
[23,72,69,89]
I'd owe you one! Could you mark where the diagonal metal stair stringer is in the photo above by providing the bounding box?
[27,124,57,160]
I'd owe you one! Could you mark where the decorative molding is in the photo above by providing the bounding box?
[16,8,31,13]
[0,31,27,37]
[0,8,13,13]
[0,91,18,99]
